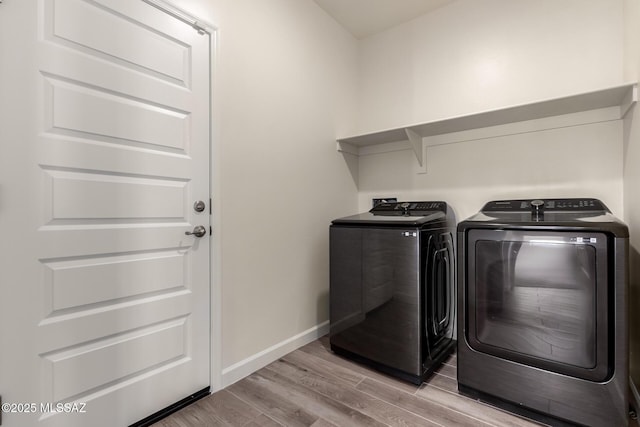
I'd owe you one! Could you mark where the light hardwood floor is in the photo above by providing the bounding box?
[153,336,548,426]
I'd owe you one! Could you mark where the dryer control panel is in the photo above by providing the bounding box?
[481,198,608,213]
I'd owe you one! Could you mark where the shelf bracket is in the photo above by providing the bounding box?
[404,128,426,173]
[336,141,358,156]
[621,84,638,118]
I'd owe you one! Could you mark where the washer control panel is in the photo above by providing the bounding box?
[482,198,607,213]
[370,201,446,214]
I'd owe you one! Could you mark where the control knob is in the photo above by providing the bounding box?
[530,199,545,221]
[530,199,545,213]
[400,202,410,215]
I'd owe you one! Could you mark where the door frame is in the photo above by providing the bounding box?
[141,0,222,393]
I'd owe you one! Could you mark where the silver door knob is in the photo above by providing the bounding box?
[185,225,207,238]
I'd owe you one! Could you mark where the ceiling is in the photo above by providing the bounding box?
[312,0,457,39]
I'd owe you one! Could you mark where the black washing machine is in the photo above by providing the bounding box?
[457,198,628,427]
[330,201,456,384]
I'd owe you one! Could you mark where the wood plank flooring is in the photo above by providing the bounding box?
[153,336,546,426]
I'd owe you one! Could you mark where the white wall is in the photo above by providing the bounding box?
[356,0,624,134]
[358,118,624,221]
[623,0,640,404]
[171,0,359,384]
[353,0,625,220]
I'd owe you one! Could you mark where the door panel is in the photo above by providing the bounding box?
[43,169,188,220]
[46,78,190,151]
[0,0,211,426]
[49,0,190,84]
[42,317,189,403]
[42,250,187,311]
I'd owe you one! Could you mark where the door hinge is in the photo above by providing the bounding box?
[193,21,206,35]
[142,0,208,35]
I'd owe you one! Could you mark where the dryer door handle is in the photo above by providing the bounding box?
[430,248,450,335]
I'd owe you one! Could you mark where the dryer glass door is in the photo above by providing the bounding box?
[466,229,610,381]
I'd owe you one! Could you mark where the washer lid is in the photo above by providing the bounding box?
[458,198,628,237]
[481,198,608,214]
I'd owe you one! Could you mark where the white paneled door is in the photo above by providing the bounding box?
[0,0,211,426]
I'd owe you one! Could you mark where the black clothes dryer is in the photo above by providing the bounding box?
[330,201,456,384]
[457,198,628,427]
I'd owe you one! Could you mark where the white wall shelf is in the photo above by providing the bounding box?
[337,82,638,172]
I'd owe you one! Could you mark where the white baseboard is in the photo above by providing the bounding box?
[221,321,330,388]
